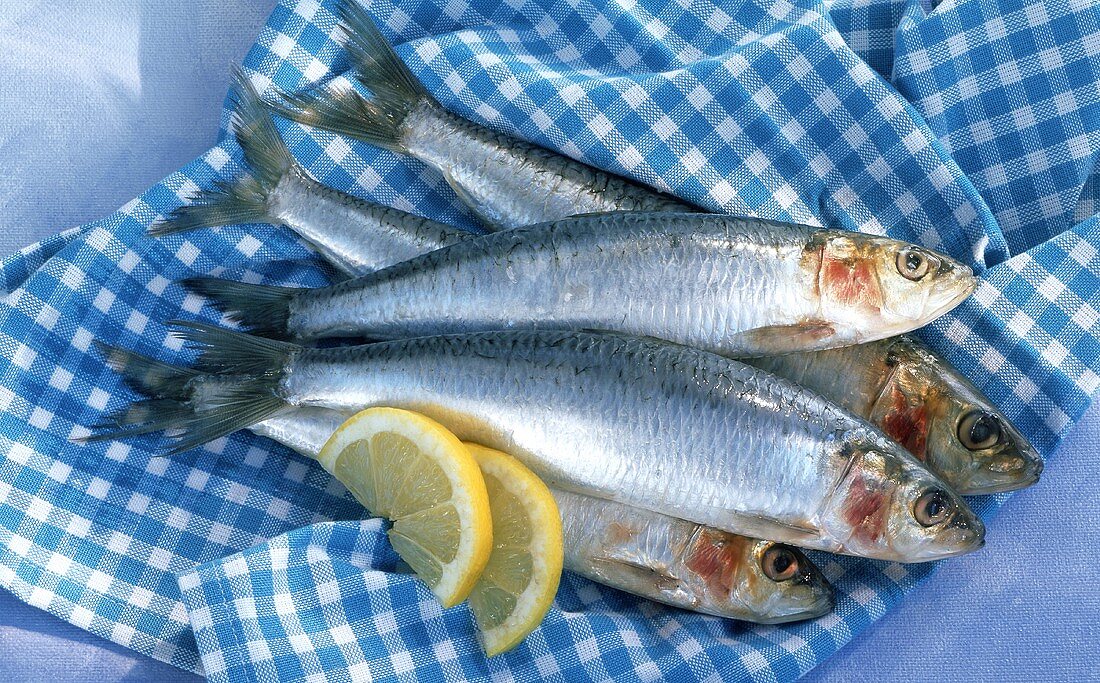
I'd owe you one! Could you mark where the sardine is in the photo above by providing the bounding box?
[183,213,977,356]
[253,407,834,623]
[553,489,834,623]
[748,336,1043,495]
[89,326,984,562]
[150,68,473,276]
[268,0,692,230]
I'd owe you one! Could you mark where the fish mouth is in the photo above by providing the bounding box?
[1026,456,1044,481]
[923,270,979,321]
[752,589,836,625]
[803,587,837,621]
[963,456,1044,496]
[898,507,986,562]
[744,558,837,624]
[921,515,987,561]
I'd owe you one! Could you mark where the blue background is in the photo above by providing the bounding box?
[0,1,1096,681]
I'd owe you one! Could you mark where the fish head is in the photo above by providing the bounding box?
[936,404,1043,495]
[877,339,1044,494]
[821,436,985,562]
[811,233,977,341]
[867,338,1043,495]
[681,529,833,623]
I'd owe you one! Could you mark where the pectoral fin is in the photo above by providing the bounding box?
[730,322,836,356]
[588,556,687,597]
[717,511,823,544]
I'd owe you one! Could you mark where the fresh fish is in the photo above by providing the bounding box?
[173,197,1026,498]
[86,354,832,623]
[252,407,834,623]
[748,336,1043,495]
[183,212,977,356]
[157,97,1024,495]
[268,0,692,230]
[88,326,984,562]
[555,490,836,623]
[150,68,473,277]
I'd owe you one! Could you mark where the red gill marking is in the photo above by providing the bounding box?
[821,253,882,312]
[841,473,889,545]
[879,389,929,460]
[684,529,741,600]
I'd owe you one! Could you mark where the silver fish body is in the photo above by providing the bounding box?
[748,336,1043,495]
[249,405,343,458]
[251,407,834,623]
[268,167,471,275]
[193,213,977,357]
[399,102,691,228]
[180,325,982,562]
[287,213,821,350]
[264,184,451,279]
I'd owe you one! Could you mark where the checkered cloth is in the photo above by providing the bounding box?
[2,0,1099,680]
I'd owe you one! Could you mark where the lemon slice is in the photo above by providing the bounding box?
[465,443,564,656]
[319,408,493,608]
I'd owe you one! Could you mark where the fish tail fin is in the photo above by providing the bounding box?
[161,376,287,456]
[228,66,296,188]
[180,277,301,340]
[150,67,296,237]
[149,177,271,237]
[81,344,288,455]
[80,398,207,443]
[268,83,408,153]
[268,1,433,153]
[169,320,299,377]
[336,0,432,107]
[94,342,201,399]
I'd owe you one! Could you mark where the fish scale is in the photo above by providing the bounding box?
[284,212,804,343]
[268,167,472,276]
[90,324,984,562]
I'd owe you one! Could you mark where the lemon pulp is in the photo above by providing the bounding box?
[465,443,564,656]
[320,408,493,608]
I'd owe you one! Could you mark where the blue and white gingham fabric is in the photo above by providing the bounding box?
[1,0,1099,680]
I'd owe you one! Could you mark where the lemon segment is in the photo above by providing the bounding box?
[319,408,493,608]
[465,443,564,656]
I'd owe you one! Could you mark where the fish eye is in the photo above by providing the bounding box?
[896,248,932,281]
[958,411,1002,450]
[914,489,953,527]
[762,545,800,581]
